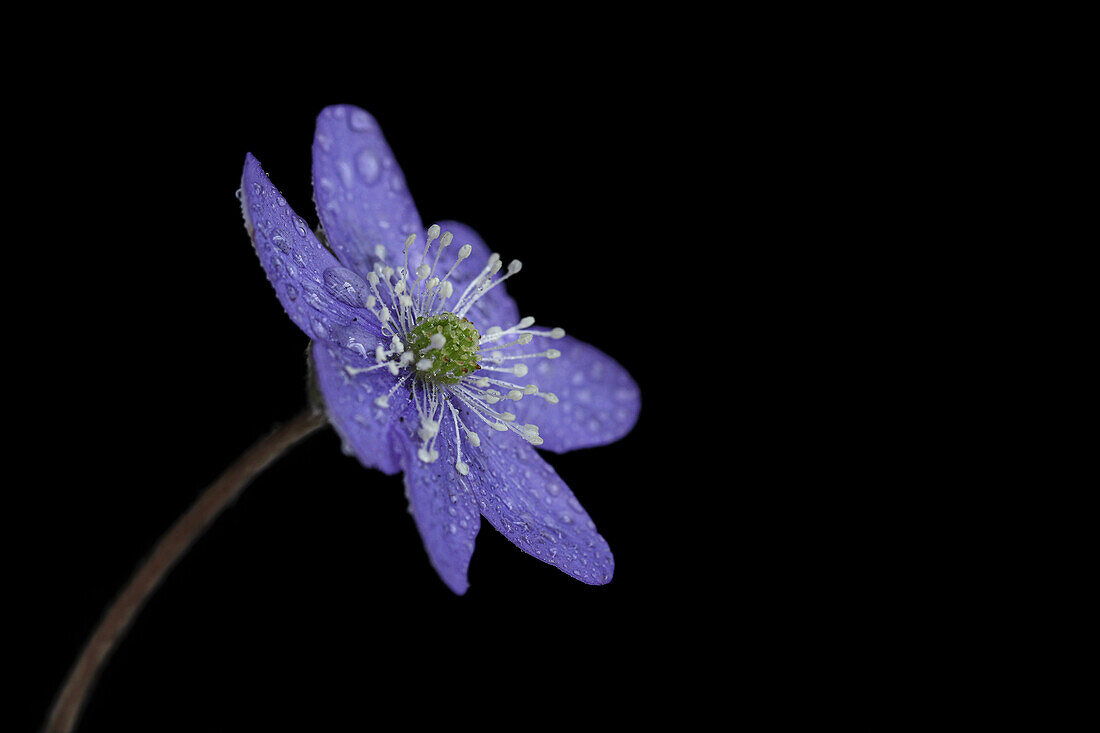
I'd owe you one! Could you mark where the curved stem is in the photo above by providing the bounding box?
[44,407,329,733]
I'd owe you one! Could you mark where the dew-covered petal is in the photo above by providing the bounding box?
[461,427,614,585]
[505,335,640,454]
[312,105,423,278]
[311,341,414,476]
[241,153,386,345]
[399,429,481,595]
[428,220,520,332]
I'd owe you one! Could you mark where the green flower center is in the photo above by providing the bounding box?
[408,312,481,384]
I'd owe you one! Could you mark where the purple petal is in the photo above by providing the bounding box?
[241,153,386,345]
[399,430,481,595]
[507,335,640,453]
[312,105,423,277]
[311,341,414,476]
[463,428,614,585]
[429,220,520,332]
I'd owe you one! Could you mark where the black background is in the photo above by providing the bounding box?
[23,69,757,731]
[15,22,1001,732]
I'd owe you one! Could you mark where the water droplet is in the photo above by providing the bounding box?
[323,267,371,308]
[285,283,299,300]
[303,288,326,312]
[271,232,291,253]
[337,160,354,189]
[348,109,374,132]
[328,323,376,358]
[356,149,381,185]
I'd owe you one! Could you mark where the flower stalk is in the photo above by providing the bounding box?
[44,407,328,733]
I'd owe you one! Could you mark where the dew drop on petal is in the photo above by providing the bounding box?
[271,232,291,254]
[323,266,371,308]
[348,109,375,132]
[356,149,381,185]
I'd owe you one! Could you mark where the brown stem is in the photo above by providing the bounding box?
[44,407,329,733]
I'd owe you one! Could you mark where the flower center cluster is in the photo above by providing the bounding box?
[342,224,569,473]
[407,312,480,384]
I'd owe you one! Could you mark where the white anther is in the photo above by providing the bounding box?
[518,316,535,329]
[546,349,561,359]
[467,432,481,447]
[523,384,539,394]
[394,280,406,294]
[427,276,440,290]
[417,358,434,371]
[367,272,380,285]
[387,362,399,375]
[417,447,439,463]
[550,327,565,339]
[491,422,508,432]
[418,418,440,440]
[427,224,441,241]
[542,392,559,404]
[474,377,491,388]
[507,390,523,401]
[455,461,469,476]
[429,333,446,350]
[507,260,522,275]
[391,336,404,353]
[374,244,387,259]
[375,344,386,362]
[485,326,503,337]
[366,295,376,308]
[404,233,417,249]
[513,363,528,377]
[517,333,533,345]
[500,412,516,421]
[441,281,454,298]
[374,395,389,408]
[416,263,430,280]
[440,232,453,247]
[457,244,472,260]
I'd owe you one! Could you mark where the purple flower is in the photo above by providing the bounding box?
[238,104,640,594]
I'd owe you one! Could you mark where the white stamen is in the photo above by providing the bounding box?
[348,225,561,468]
